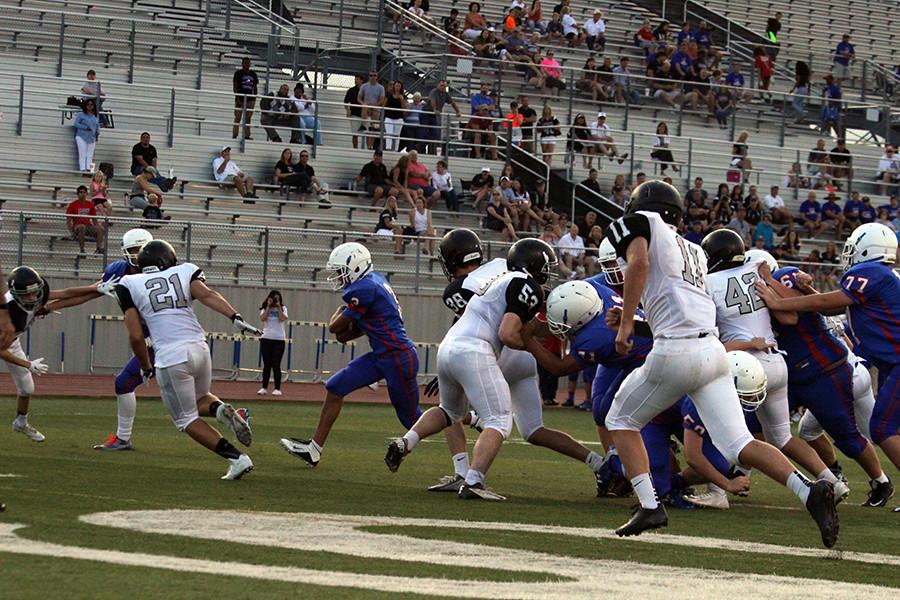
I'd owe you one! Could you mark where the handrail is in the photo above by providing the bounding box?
[383,0,473,55]
[570,182,622,223]
[230,0,296,33]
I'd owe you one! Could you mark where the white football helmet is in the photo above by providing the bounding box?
[545,280,602,338]
[121,228,153,266]
[841,223,898,270]
[727,350,768,412]
[326,242,373,290]
[743,249,778,272]
[598,237,626,286]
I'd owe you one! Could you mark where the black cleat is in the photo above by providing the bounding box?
[806,480,840,548]
[861,479,894,508]
[458,481,506,501]
[615,504,668,537]
[384,438,409,473]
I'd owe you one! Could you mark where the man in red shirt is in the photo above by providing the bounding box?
[65,185,106,254]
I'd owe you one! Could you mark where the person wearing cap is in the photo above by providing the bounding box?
[469,167,494,211]
[829,138,853,187]
[590,112,627,164]
[583,9,605,51]
[213,146,257,199]
[832,34,855,85]
[465,104,497,160]
[877,146,900,196]
[821,192,846,238]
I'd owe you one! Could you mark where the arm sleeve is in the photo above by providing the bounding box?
[190,268,206,283]
[115,284,135,312]
[603,213,652,260]
[504,277,544,321]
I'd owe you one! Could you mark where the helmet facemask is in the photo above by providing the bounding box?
[11,281,43,312]
[326,264,352,291]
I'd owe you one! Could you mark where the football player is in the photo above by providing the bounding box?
[0,261,14,513]
[2,266,109,442]
[385,239,555,500]
[114,241,258,480]
[701,229,848,499]
[757,223,900,477]
[601,180,838,547]
[281,242,420,467]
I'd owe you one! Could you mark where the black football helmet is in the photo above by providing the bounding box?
[7,266,45,311]
[137,240,178,272]
[438,228,483,281]
[625,180,684,227]
[507,238,558,288]
[701,229,746,273]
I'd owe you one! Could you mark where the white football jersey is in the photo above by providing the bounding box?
[445,270,542,355]
[705,260,776,346]
[606,211,717,338]
[462,258,508,293]
[116,263,207,368]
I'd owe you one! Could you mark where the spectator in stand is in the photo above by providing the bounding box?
[344,74,365,149]
[610,56,637,105]
[511,179,541,231]
[773,228,801,262]
[131,132,175,190]
[711,185,733,223]
[832,33,855,85]
[359,71,386,150]
[763,185,792,224]
[485,188,517,241]
[431,160,458,212]
[560,7,584,47]
[276,148,311,195]
[765,12,782,43]
[753,46,774,103]
[726,206,752,247]
[584,224,603,275]
[591,112,627,164]
[291,83,323,146]
[540,50,566,96]
[730,130,753,180]
[503,100,524,146]
[713,84,734,129]
[580,169,601,195]
[799,191,825,238]
[860,196,877,224]
[877,208,896,231]
[754,213,775,249]
[261,84,302,144]
[821,192,846,238]
[374,197,406,255]
[820,74,843,135]
[684,220,705,245]
[73,98,99,173]
[408,195,436,255]
[142,193,170,225]
[443,7,460,36]
[650,61,682,107]
[654,21,672,44]
[128,166,164,210]
[635,19,655,50]
[66,185,105,254]
[425,79,462,152]
[725,63,753,103]
[531,179,557,226]
[583,10,606,51]
[809,163,834,191]
[843,190,864,231]
[650,122,678,174]
[670,41,693,79]
[695,21,720,68]
[558,224,586,278]
[403,150,439,208]
[213,146,257,199]
[611,173,630,206]
[686,187,709,223]
[382,80,407,152]
[232,58,259,139]
[829,138,853,187]
[576,57,609,102]
[355,150,392,206]
[567,113,595,168]
[790,61,811,122]
[89,170,112,219]
[526,0,544,33]
[686,176,708,202]
[632,172,648,191]
[504,6,524,34]
[462,2,486,39]
[783,162,808,189]
[545,12,564,43]
[537,105,561,165]
[80,69,109,128]
[470,166,494,211]
[876,145,899,195]
[470,82,495,115]
[879,195,899,220]
[465,104,497,160]
[517,95,538,152]
[807,138,830,175]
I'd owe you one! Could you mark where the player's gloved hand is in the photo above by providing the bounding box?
[96,276,120,299]
[424,376,439,397]
[231,313,263,336]
[28,358,48,375]
[142,367,155,386]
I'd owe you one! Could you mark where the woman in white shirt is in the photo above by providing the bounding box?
[430,160,459,211]
[292,83,323,146]
[650,122,678,174]
[258,290,288,396]
[408,194,436,254]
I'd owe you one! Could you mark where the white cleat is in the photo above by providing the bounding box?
[833,479,851,505]
[221,454,253,480]
[12,421,45,443]
[271,389,283,396]
[280,438,321,467]
[217,403,252,447]
[256,388,267,396]
[684,491,730,510]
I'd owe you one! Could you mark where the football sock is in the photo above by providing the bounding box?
[465,469,485,486]
[817,468,839,484]
[210,400,225,420]
[787,470,812,503]
[631,473,659,510]
[452,452,469,478]
[567,392,575,402]
[828,460,843,475]
[115,392,136,441]
[214,438,242,460]
[874,472,890,484]
[13,413,27,426]
[585,451,604,472]
[309,439,323,453]
[402,430,420,450]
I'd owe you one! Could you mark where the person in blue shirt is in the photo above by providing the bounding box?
[860,196,876,224]
[821,193,846,238]
[74,98,100,172]
[799,191,824,238]
[725,63,753,103]
[820,75,843,134]
[676,22,694,45]
[757,223,900,480]
[832,33,855,85]
[843,191,863,230]
[670,42,693,79]
[754,213,775,249]
[280,242,419,467]
[695,22,721,68]
[469,82,495,115]
[761,265,893,507]
[878,195,899,221]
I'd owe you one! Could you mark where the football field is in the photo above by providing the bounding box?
[0,395,898,599]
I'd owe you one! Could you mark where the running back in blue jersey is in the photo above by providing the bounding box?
[342,272,415,354]
[103,259,139,282]
[840,261,900,370]
[103,259,151,340]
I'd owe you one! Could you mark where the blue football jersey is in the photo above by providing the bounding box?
[569,276,652,371]
[103,259,139,282]
[841,261,900,369]
[342,272,414,354]
[772,267,848,383]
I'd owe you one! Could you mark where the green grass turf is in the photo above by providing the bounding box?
[0,396,898,598]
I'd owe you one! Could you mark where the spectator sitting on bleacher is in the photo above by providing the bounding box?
[754,213,775,249]
[408,195,437,255]
[730,130,753,181]
[591,112,627,164]
[773,228,801,262]
[877,208,896,231]
[260,84,302,144]
[879,195,899,220]
[694,21,720,69]
[485,188,517,242]
[650,61,681,108]
[525,0,544,33]
[344,74,365,150]
[821,192,845,238]
[654,21,672,44]
[142,193,170,226]
[462,2,487,39]
[276,148,309,193]
[430,160,458,212]
[783,162,808,189]
[73,99,99,173]
[807,139,830,175]
[405,150,441,208]
[580,169,601,195]
[684,220,704,245]
[726,206,752,247]
[635,19,654,50]
[232,58,259,140]
[583,10,605,51]
[213,146,258,200]
[763,185,791,225]
[670,41,693,79]
[130,166,165,210]
[66,185,105,254]
[843,190,864,231]
[470,82,495,115]
[291,84,323,147]
[81,70,110,128]
[131,132,176,190]
[465,105,498,160]
[473,27,502,59]
[744,188,764,225]
[828,138,853,188]
[295,149,331,208]
[832,34,855,85]
[567,113,594,169]
[355,150,392,206]
[540,50,566,96]
[559,7,583,47]
[558,224,586,278]
[443,7,460,36]
[504,6,523,34]
[611,174,630,206]
[876,146,899,196]
[711,186,733,224]
[89,171,112,219]
[809,163,834,191]
[860,196,877,224]
[531,179,558,226]
[613,56,641,105]
[374,196,405,254]
[649,122,678,173]
[576,57,608,103]
[725,63,753,103]
[545,12,564,43]
[469,166,494,212]
[799,191,825,238]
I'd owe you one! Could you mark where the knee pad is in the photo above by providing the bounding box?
[482,413,513,439]
[173,412,200,432]
[797,411,824,442]
[438,402,467,425]
[604,411,641,433]
[14,371,34,397]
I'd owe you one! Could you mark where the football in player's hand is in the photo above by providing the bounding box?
[336,321,363,343]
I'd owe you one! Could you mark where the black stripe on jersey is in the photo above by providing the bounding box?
[604,213,652,260]
[190,268,206,283]
[442,277,475,318]
[115,284,136,312]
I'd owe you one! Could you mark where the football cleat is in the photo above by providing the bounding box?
[615,504,668,537]
[217,403,252,447]
[12,421,45,443]
[805,480,840,548]
[384,438,409,473]
[663,492,697,510]
[861,479,894,508]
[280,438,320,467]
[684,490,730,510]
[427,474,465,492]
[468,411,484,433]
[221,454,253,480]
[833,479,850,505]
[93,434,133,451]
[458,481,506,501]
[235,407,251,427]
